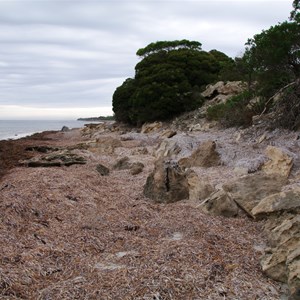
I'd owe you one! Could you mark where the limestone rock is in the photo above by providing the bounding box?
[261,248,289,282]
[287,247,300,300]
[88,137,122,155]
[260,213,300,298]
[262,146,293,178]
[201,81,225,98]
[198,189,239,217]
[81,122,107,137]
[143,159,189,203]
[201,81,247,99]
[218,81,247,95]
[179,140,220,169]
[267,215,300,247]
[223,173,287,217]
[155,140,181,158]
[252,190,300,219]
[188,121,218,132]
[113,157,144,174]
[141,121,162,134]
[187,171,214,201]
[160,129,177,139]
[22,150,86,167]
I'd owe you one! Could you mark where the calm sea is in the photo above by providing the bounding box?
[0,120,92,141]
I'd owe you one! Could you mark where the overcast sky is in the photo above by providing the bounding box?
[0,0,293,120]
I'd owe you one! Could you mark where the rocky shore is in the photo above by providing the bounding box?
[0,120,299,299]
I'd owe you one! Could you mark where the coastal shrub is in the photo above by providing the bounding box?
[113,40,237,126]
[272,80,300,130]
[243,19,300,98]
[206,91,254,127]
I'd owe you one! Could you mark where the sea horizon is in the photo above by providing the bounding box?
[0,119,99,141]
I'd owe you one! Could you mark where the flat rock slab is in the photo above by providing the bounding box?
[223,173,287,217]
[22,151,87,167]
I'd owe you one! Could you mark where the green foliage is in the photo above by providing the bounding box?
[209,50,240,81]
[272,80,300,130]
[206,91,255,127]
[290,0,300,21]
[112,78,136,123]
[113,40,230,125]
[136,40,202,57]
[244,20,300,97]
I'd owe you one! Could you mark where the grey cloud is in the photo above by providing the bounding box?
[0,0,293,118]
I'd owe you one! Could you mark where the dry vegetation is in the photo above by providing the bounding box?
[0,130,286,299]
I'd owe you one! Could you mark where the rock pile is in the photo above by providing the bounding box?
[140,121,300,299]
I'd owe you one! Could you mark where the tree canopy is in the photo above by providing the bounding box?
[136,40,202,57]
[290,0,300,21]
[113,40,232,125]
[243,18,300,96]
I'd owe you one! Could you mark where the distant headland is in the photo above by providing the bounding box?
[77,116,115,122]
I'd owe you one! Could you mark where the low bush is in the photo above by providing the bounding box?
[206,91,255,128]
[272,80,300,130]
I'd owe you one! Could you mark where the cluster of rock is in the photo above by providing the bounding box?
[201,81,247,104]
[171,81,247,132]
[140,121,300,299]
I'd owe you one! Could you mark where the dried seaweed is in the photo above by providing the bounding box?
[0,130,285,299]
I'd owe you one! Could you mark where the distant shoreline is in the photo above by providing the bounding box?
[77,116,114,122]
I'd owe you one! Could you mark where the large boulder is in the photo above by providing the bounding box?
[222,173,287,217]
[201,81,247,101]
[201,81,225,98]
[198,189,239,218]
[187,171,214,201]
[143,159,189,203]
[262,146,294,178]
[252,189,300,219]
[179,140,220,168]
[260,213,300,299]
[261,247,289,283]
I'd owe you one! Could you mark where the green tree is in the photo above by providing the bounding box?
[113,40,226,125]
[290,0,300,21]
[136,40,202,57]
[244,20,300,97]
[112,78,136,123]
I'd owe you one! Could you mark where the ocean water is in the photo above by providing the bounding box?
[0,120,92,141]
